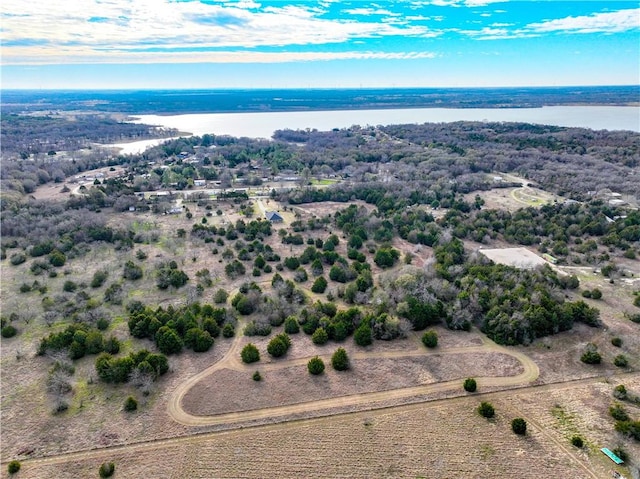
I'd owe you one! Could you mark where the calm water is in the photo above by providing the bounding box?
[111,106,639,153]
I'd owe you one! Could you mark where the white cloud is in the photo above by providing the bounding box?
[1,0,432,65]
[343,8,400,16]
[1,48,438,65]
[527,8,640,34]
[463,0,505,6]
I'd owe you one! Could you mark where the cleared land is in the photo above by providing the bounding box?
[479,247,549,269]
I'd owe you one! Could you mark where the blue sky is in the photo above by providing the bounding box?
[1,0,639,89]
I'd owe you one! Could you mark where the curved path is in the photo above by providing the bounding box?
[168,327,540,427]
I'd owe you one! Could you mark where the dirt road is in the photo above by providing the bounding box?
[167,326,540,426]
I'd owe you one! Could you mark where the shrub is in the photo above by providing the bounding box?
[96,317,110,331]
[511,418,527,435]
[7,460,21,474]
[610,404,629,421]
[267,334,291,358]
[307,356,325,375]
[91,270,109,288]
[123,260,143,280]
[478,402,495,418]
[611,337,622,347]
[10,253,26,266]
[311,327,329,345]
[284,316,300,334]
[421,330,438,348]
[252,371,262,381]
[614,355,628,368]
[98,462,115,478]
[571,436,583,448]
[354,323,372,347]
[331,347,350,371]
[63,280,77,292]
[241,343,260,363]
[213,288,229,304]
[613,384,628,400]
[580,343,601,364]
[1,325,18,338]
[124,396,138,412]
[463,378,477,393]
[222,323,235,338]
[590,288,602,300]
[243,320,271,337]
[580,350,601,365]
[49,250,66,267]
[311,276,328,294]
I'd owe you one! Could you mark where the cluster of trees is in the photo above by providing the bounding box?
[37,323,120,359]
[127,302,228,354]
[444,202,639,264]
[95,349,169,383]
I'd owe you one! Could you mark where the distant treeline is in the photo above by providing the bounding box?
[2,86,639,115]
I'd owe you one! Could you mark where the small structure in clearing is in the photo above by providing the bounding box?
[479,247,548,270]
[265,211,283,222]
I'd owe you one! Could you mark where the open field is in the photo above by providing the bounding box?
[3,372,638,479]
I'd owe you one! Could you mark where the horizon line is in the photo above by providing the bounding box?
[2,84,640,92]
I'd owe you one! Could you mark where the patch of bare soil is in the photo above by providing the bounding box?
[182,352,522,416]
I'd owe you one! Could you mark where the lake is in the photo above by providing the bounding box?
[111,106,639,153]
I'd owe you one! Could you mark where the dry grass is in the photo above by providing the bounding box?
[9,373,639,479]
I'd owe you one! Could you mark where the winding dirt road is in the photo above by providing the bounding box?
[167,326,540,427]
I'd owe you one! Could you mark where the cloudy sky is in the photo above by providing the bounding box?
[2,0,639,89]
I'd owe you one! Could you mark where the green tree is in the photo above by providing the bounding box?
[571,436,584,448]
[267,334,290,358]
[580,344,601,364]
[1,325,18,338]
[331,347,349,371]
[222,323,235,338]
[311,276,328,293]
[463,378,477,392]
[124,396,138,412]
[421,330,438,348]
[614,354,628,368]
[214,288,229,304]
[307,356,325,375]
[156,326,183,355]
[478,402,495,418]
[253,370,262,381]
[354,323,372,347]
[241,343,260,363]
[7,461,21,474]
[284,316,300,334]
[49,249,66,267]
[311,327,329,345]
[511,417,527,435]
[99,462,115,478]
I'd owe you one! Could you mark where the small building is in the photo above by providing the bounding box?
[601,448,624,465]
[265,211,283,222]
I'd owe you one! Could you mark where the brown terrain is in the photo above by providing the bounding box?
[1,179,639,478]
